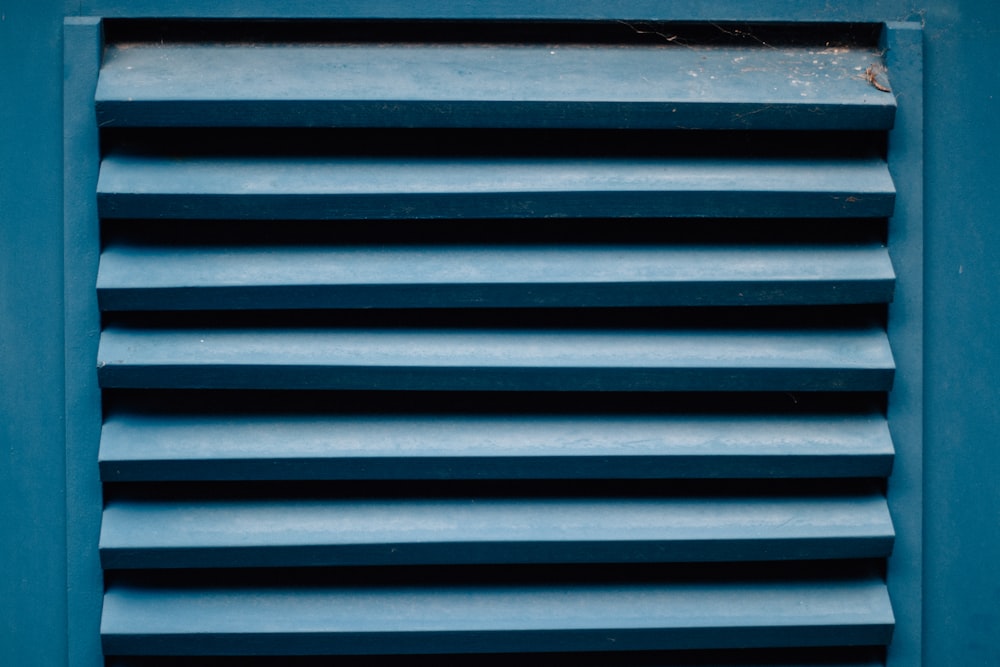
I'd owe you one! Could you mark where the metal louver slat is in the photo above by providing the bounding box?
[97,242,895,310]
[95,43,896,130]
[99,411,894,481]
[96,325,895,392]
[101,574,894,655]
[100,493,893,569]
[96,154,896,220]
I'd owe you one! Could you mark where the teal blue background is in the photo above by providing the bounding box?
[2,2,998,664]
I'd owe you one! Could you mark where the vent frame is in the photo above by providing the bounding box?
[60,15,920,667]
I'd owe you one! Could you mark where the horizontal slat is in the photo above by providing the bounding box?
[95,44,894,130]
[99,412,894,481]
[96,155,896,220]
[97,243,896,310]
[96,326,895,392]
[100,492,894,569]
[101,575,894,655]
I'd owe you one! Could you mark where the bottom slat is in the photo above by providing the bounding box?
[102,576,893,655]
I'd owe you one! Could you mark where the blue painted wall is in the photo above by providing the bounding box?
[0,1,68,665]
[2,2,999,664]
[923,3,1000,665]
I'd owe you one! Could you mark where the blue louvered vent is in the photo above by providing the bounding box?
[95,21,897,666]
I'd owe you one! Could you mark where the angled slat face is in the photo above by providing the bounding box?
[95,43,896,130]
[97,242,896,310]
[99,411,895,481]
[96,154,896,220]
[94,19,902,664]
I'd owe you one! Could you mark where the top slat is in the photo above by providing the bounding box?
[95,44,895,130]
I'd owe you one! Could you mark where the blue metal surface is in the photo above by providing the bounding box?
[99,411,894,480]
[96,154,897,220]
[96,43,895,130]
